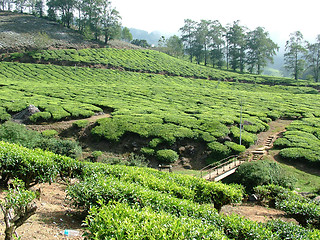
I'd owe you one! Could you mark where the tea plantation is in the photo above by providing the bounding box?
[1,58,320,162]
[1,48,320,238]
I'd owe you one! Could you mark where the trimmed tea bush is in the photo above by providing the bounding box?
[156,149,179,163]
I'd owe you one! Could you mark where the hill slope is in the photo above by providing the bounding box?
[0,11,141,53]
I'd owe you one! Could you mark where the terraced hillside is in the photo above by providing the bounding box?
[1,47,320,166]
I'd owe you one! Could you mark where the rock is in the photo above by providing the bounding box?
[183,163,192,169]
[313,196,320,202]
[12,104,40,123]
[248,194,259,202]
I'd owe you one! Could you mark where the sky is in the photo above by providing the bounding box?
[113,0,320,48]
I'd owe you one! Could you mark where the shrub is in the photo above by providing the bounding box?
[92,151,103,161]
[29,112,51,122]
[140,147,155,156]
[36,138,82,159]
[156,149,178,163]
[85,202,227,240]
[233,160,296,192]
[225,141,246,154]
[72,119,89,128]
[255,184,320,229]
[0,121,41,149]
[41,129,58,138]
[149,138,163,148]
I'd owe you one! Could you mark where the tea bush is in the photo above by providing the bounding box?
[156,149,179,163]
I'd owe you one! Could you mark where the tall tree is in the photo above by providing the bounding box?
[35,0,44,17]
[209,20,225,68]
[246,27,279,74]
[179,19,197,62]
[305,35,320,82]
[15,0,27,12]
[47,0,75,27]
[226,21,247,72]
[121,27,132,42]
[284,31,307,80]
[194,20,212,65]
[82,0,102,39]
[166,35,184,57]
[100,1,121,44]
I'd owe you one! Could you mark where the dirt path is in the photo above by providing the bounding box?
[220,203,297,224]
[0,182,85,240]
[27,113,110,132]
[247,119,292,152]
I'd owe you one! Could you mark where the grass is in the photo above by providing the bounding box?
[266,151,320,192]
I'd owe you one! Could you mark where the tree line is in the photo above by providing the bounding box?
[177,19,279,75]
[159,19,320,81]
[284,31,320,81]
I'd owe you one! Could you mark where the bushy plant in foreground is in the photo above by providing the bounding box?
[233,160,296,192]
[85,201,228,240]
[255,184,320,229]
[0,121,82,158]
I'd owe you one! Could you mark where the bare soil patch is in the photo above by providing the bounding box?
[221,203,298,224]
[0,182,85,239]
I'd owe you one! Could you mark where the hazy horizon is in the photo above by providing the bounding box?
[114,0,320,49]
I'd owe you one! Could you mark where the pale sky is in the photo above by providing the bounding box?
[113,0,320,47]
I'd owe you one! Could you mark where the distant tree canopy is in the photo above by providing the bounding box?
[179,19,279,74]
[131,39,150,48]
[156,35,184,57]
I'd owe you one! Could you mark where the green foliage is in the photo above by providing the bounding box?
[36,138,82,159]
[0,141,82,187]
[149,138,163,148]
[29,112,51,122]
[91,151,102,160]
[72,119,90,128]
[140,147,155,156]
[0,121,42,149]
[85,202,227,240]
[1,178,37,240]
[156,149,179,163]
[265,219,320,239]
[255,184,320,229]
[225,141,246,154]
[234,160,296,192]
[41,129,58,138]
[274,117,320,167]
[0,141,59,187]
[0,122,82,159]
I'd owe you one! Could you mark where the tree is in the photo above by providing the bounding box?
[47,0,75,27]
[284,31,307,80]
[226,21,247,72]
[121,27,132,42]
[34,0,44,17]
[166,35,184,57]
[82,0,103,40]
[100,1,121,44]
[131,39,150,48]
[209,20,225,68]
[246,27,279,74]
[15,0,27,13]
[305,35,320,82]
[0,179,37,240]
[179,19,197,62]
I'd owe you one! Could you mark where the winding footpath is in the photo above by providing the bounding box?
[203,119,292,181]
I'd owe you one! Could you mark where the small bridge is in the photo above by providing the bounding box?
[201,134,278,181]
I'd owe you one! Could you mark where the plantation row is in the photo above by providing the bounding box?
[274,117,320,166]
[1,62,320,162]
[1,140,319,239]
[4,48,317,87]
